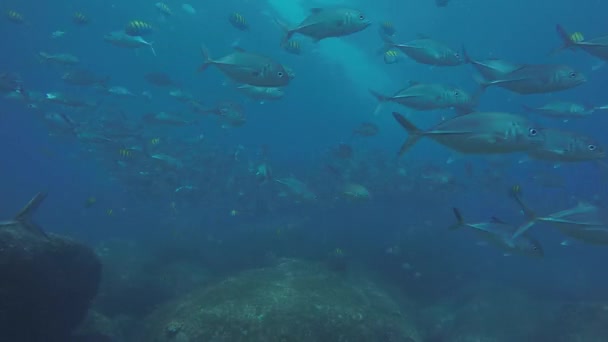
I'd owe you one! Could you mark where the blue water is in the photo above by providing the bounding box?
[1,0,608,340]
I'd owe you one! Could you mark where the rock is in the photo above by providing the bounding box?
[0,193,102,341]
[135,258,419,341]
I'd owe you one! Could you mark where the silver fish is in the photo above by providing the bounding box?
[237,84,285,102]
[392,111,544,155]
[511,187,608,245]
[527,128,605,162]
[451,208,543,258]
[522,101,596,119]
[475,64,586,94]
[277,7,370,43]
[555,25,608,61]
[198,46,290,87]
[381,35,462,66]
[370,82,476,115]
[104,31,156,55]
[38,52,80,66]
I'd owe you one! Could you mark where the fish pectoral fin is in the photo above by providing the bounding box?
[425,130,474,136]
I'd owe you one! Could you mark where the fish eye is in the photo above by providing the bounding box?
[569,72,577,78]
[277,71,284,77]
[453,91,460,97]
[588,144,596,151]
[528,128,538,136]
[359,15,365,20]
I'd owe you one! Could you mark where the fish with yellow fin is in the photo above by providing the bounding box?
[6,10,25,24]
[72,12,89,25]
[555,24,608,61]
[383,49,402,64]
[125,20,153,36]
[155,2,172,18]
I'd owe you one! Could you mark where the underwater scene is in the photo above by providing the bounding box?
[2,0,608,341]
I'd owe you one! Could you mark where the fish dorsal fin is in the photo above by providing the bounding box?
[233,46,246,52]
[310,8,323,14]
[416,33,431,39]
[490,216,508,224]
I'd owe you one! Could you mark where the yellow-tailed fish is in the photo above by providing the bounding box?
[281,40,302,55]
[125,20,153,36]
[72,12,89,25]
[383,49,401,64]
[229,12,248,31]
[119,149,133,158]
[6,10,24,24]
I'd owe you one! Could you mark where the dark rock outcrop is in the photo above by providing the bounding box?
[0,193,102,341]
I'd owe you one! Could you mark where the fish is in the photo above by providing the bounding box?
[104,31,156,55]
[380,35,462,66]
[181,4,196,15]
[198,46,290,87]
[143,112,196,126]
[0,193,49,238]
[229,12,249,31]
[45,92,94,107]
[62,69,109,87]
[342,183,371,200]
[510,186,608,245]
[237,84,285,103]
[555,24,608,61]
[107,86,136,97]
[38,52,80,66]
[276,7,370,43]
[370,82,477,115]
[527,129,605,163]
[125,20,153,36]
[379,21,396,37]
[392,111,544,155]
[144,72,176,87]
[383,49,403,64]
[436,0,450,7]
[353,122,379,137]
[474,64,586,94]
[194,101,247,127]
[281,40,302,55]
[72,12,89,25]
[275,177,317,201]
[44,112,79,134]
[155,3,172,18]
[6,10,25,24]
[451,208,543,258]
[462,49,522,80]
[0,73,25,95]
[522,101,596,119]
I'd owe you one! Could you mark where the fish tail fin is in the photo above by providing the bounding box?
[472,73,490,95]
[551,24,574,55]
[509,185,539,239]
[274,18,293,44]
[392,112,424,155]
[462,45,473,64]
[449,207,465,230]
[14,192,49,238]
[198,45,212,72]
[369,89,389,116]
[376,34,395,56]
[149,42,157,56]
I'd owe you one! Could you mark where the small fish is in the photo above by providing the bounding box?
[276,7,370,43]
[150,138,161,145]
[281,40,302,55]
[229,12,249,31]
[62,69,108,87]
[72,12,89,25]
[125,20,153,36]
[38,52,80,66]
[383,49,402,64]
[84,197,97,208]
[51,30,66,39]
[119,149,133,158]
[555,25,608,61]
[143,112,195,126]
[342,183,371,200]
[353,122,379,137]
[237,84,285,102]
[155,3,172,18]
[107,86,136,97]
[198,46,290,87]
[451,208,543,258]
[181,4,196,15]
[392,111,544,155]
[46,92,93,107]
[379,21,396,37]
[104,31,156,55]
[435,0,450,7]
[6,10,25,24]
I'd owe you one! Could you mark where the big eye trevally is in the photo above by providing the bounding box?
[198,46,290,87]
[276,7,370,43]
[555,24,608,61]
[527,128,605,163]
[392,111,544,155]
[380,35,463,66]
[451,208,544,258]
[370,81,477,115]
[474,63,586,94]
[522,101,598,120]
